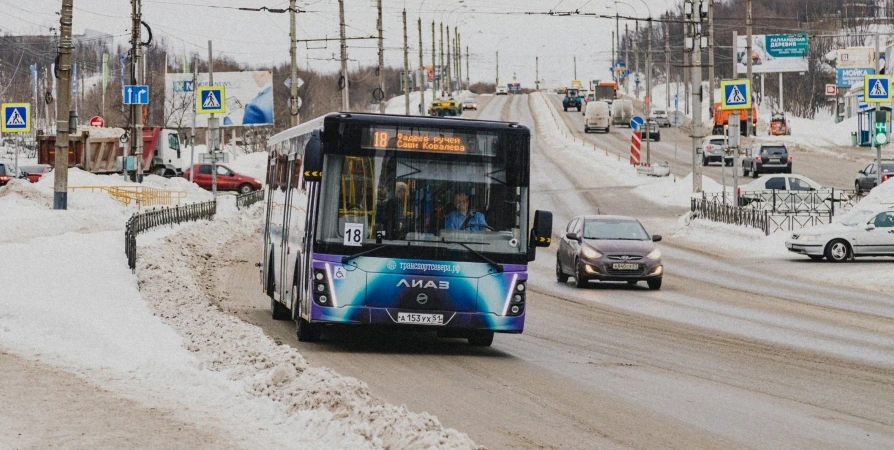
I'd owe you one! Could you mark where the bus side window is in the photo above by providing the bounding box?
[291,158,302,189]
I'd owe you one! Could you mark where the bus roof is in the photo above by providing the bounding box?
[267,115,326,147]
[321,112,526,133]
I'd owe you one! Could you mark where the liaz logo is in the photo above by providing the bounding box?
[396,279,450,289]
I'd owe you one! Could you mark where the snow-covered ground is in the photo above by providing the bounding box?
[0,156,477,448]
[384,89,473,116]
[532,91,894,293]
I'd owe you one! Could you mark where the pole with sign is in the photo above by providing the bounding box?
[2,103,31,179]
[864,74,892,187]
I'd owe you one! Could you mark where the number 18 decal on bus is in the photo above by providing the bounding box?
[261,112,553,347]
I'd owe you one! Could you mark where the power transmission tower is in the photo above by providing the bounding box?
[53,0,74,210]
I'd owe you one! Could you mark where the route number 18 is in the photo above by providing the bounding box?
[344,222,364,247]
[373,131,389,148]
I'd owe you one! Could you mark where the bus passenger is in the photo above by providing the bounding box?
[382,182,411,239]
[445,192,489,231]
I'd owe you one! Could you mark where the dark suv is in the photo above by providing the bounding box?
[855,160,894,194]
[743,143,791,178]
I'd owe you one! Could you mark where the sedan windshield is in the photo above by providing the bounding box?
[841,210,876,226]
[583,219,650,240]
[762,146,787,155]
[0,164,7,176]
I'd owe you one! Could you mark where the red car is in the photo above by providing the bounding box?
[183,163,261,194]
[20,164,53,183]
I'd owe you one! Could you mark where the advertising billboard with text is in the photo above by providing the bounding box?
[736,34,809,74]
[165,71,274,128]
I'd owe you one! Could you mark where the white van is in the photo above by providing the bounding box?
[584,101,611,133]
[611,99,634,127]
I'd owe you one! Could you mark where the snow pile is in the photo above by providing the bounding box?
[135,207,479,449]
[227,151,268,182]
[856,177,894,209]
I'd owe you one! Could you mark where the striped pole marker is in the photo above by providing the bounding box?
[629,130,641,165]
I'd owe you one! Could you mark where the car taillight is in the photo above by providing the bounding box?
[0,176,8,182]
[755,156,762,161]
[884,174,889,182]
[737,187,741,196]
[787,155,792,162]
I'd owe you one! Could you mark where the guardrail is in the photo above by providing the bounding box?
[691,198,769,234]
[236,189,265,210]
[125,200,217,271]
[702,189,865,215]
[70,185,187,209]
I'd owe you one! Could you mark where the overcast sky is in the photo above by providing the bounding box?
[4,0,675,89]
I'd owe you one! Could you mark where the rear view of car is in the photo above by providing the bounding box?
[20,164,53,183]
[744,144,791,177]
[700,135,729,166]
[855,160,894,193]
[0,163,13,186]
[462,98,477,110]
[650,110,670,127]
[584,101,611,133]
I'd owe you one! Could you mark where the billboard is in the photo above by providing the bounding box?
[165,71,273,128]
[837,67,875,88]
[837,47,874,69]
[736,34,809,73]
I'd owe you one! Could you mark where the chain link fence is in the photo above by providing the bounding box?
[125,200,217,271]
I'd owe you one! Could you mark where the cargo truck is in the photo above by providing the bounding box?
[38,127,184,177]
[711,102,757,136]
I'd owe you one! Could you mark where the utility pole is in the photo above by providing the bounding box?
[707,0,715,116]
[133,0,144,183]
[446,26,452,95]
[439,22,444,96]
[625,23,630,95]
[615,13,620,84]
[190,62,196,183]
[431,21,436,97]
[208,41,219,198]
[376,0,385,113]
[496,51,499,86]
[612,31,616,83]
[290,0,300,125]
[683,47,690,115]
[635,20,640,99]
[466,46,470,88]
[646,18,652,164]
[686,0,704,193]
[403,9,410,115]
[536,56,540,91]
[338,0,349,110]
[53,0,73,210]
[457,31,462,91]
[418,17,424,116]
[665,17,670,109]
[574,56,577,80]
[746,0,753,137]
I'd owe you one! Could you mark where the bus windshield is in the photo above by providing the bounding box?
[316,149,529,258]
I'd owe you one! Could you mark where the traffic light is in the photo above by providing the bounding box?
[874,110,889,146]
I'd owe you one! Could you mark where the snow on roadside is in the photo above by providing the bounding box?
[135,206,479,449]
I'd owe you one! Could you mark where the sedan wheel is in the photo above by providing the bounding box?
[824,239,851,262]
[574,259,588,288]
[855,181,863,195]
[647,278,662,290]
[556,257,569,283]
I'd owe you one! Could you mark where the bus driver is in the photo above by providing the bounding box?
[445,192,489,231]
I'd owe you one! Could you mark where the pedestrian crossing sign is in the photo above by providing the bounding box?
[720,79,751,110]
[197,86,226,114]
[1,103,30,133]
[864,75,893,103]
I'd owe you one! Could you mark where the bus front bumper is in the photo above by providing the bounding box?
[310,305,525,333]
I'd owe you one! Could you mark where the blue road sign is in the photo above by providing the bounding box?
[864,75,893,103]
[197,86,226,114]
[630,115,644,129]
[123,85,149,105]
[720,79,751,110]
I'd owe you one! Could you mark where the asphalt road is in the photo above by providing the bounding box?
[545,94,883,190]
[216,94,894,449]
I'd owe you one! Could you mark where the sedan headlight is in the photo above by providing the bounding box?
[582,247,602,259]
[646,248,662,260]
[254,178,262,184]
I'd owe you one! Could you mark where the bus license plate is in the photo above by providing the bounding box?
[612,263,639,270]
[397,312,443,325]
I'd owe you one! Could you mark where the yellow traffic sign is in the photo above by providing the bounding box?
[197,86,226,114]
[720,79,751,110]
[1,103,31,133]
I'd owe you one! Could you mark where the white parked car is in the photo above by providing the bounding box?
[736,174,852,211]
[700,135,731,166]
[786,208,894,261]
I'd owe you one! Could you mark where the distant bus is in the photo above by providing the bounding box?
[262,112,553,346]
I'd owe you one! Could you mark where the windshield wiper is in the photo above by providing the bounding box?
[424,239,503,273]
[341,242,408,264]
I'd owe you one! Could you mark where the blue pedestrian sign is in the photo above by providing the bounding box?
[123,85,150,105]
[1,103,30,133]
[630,115,644,130]
[197,86,226,114]
[864,75,893,103]
[720,79,751,110]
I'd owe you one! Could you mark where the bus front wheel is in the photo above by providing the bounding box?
[297,317,322,342]
[468,331,494,347]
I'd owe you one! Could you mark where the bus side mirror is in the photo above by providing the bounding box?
[530,210,553,248]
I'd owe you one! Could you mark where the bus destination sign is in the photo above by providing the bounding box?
[366,127,467,153]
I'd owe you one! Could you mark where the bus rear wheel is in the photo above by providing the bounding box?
[468,331,494,347]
